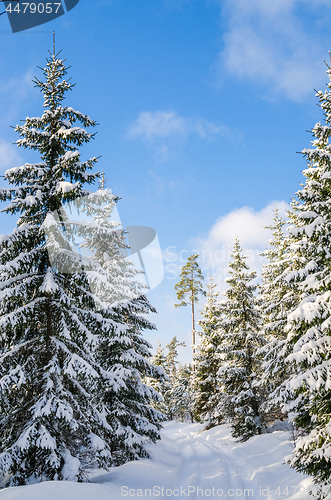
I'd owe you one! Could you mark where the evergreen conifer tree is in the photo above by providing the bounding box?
[174,254,206,366]
[257,209,299,422]
[163,336,186,419]
[192,278,224,426]
[165,336,186,379]
[144,342,170,417]
[278,60,331,490]
[167,364,194,422]
[218,238,264,441]
[0,51,163,485]
[75,188,166,465]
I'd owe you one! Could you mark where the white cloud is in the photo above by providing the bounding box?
[196,201,288,249]
[191,201,289,292]
[219,0,330,100]
[127,110,228,141]
[0,139,23,172]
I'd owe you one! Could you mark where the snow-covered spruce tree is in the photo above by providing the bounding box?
[73,188,167,465]
[217,238,265,441]
[261,198,309,419]
[163,336,186,419]
[277,61,331,491]
[0,52,162,486]
[257,209,300,423]
[0,53,107,485]
[167,364,194,422]
[93,296,166,465]
[165,336,186,379]
[144,342,170,417]
[192,278,224,426]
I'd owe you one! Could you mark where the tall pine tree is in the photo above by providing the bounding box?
[175,254,205,367]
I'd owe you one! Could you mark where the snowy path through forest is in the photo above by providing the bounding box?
[159,423,247,495]
[0,422,314,500]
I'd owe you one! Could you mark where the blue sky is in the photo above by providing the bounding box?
[1,0,331,363]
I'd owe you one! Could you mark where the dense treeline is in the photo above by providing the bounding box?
[157,60,331,498]
[1,47,331,498]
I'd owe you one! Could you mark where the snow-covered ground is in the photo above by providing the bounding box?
[0,422,314,500]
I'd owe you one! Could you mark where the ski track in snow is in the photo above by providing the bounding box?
[0,421,314,500]
[161,424,245,496]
